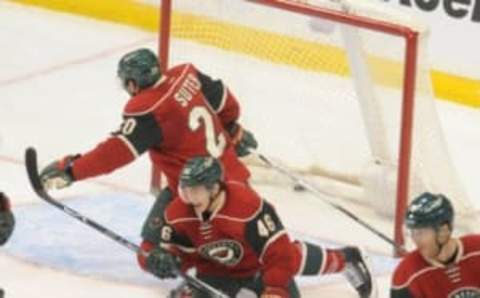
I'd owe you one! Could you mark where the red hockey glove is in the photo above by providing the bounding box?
[40,154,80,189]
[261,286,290,298]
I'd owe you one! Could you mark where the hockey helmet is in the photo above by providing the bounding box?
[179,156,223,189]
[117,48,161,90]
[405,192,454,230]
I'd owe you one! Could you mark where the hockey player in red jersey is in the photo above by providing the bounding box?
[391,192,480,298]
[38,48,258,264]
[39,48,255,191]
[0,192,14,246]
[138,156,375,298]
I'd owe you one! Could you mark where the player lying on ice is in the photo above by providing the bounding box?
[0,192,14,246]
[137,156,375,298]
[391,192,480,298]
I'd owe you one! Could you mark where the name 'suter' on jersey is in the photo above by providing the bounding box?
[71,61,250,192]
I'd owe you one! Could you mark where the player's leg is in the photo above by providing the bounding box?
[342,246,376,298]
[295,241,374,298]
[141,187,173,244]
[245,275,301,298]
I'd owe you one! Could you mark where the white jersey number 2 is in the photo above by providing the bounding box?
[189,106,226,158]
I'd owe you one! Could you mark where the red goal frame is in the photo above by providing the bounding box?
[157,0,419,255]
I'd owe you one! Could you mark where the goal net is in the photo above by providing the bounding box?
[156,0,478,252]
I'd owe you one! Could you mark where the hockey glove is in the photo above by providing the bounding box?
[40,154,80,190]
[168,281,194,298]
[228,123,258,157]
[261,286,290,298]
[145,246,180,279]
[0,192,15,245]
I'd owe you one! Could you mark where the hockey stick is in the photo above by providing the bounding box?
[249,149,405,254]
[24,147,228,298]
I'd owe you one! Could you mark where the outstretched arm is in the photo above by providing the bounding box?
[40,112,162,188]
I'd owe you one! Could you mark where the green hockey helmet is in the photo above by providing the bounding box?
[179,156,223,189]
[117,48,161,90]
[405,192,454,230]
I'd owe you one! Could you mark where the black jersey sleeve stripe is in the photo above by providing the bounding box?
[390,288,415,298]
[245,200,286,258]
[197,70,226,112]
[113,113,162,156]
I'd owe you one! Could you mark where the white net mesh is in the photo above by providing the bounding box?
[164,0,477,244]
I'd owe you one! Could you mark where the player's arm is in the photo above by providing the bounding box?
[390,267,416,298]
[196,70,239,127]
[138,222,197,278]
[390,288,415,298]
[39,113,162,189]
[245,200,297,297]
[74,112,163,179]
[157,223,200,273]
[197,70,257,157]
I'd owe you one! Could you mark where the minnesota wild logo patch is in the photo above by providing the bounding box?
[199,240,244,266]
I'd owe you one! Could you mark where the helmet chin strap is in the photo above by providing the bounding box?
[432,226,451,261]
[203,183,223,216]
[433,235,445,258]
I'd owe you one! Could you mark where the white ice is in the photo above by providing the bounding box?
[1,2,479,297]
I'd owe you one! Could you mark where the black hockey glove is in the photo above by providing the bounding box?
[228,123,258,157]
[0,192,15,245]
[145,246,180,279]
[40,154,80,190]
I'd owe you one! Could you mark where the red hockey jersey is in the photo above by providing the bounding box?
[70,63,250,191]
[391,235,480,298]
[160,181,301,288]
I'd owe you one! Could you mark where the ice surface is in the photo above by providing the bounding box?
[0,2,479,297]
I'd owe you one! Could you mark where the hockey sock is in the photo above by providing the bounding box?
[295,241,346,276]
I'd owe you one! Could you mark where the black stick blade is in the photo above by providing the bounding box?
[25,147,45,196]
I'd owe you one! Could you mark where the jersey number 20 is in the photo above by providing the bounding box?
[189,106,226,158]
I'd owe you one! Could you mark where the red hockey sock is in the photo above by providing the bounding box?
[137,240,154,270]
[323,249,346,274]
[295,241,346,276]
